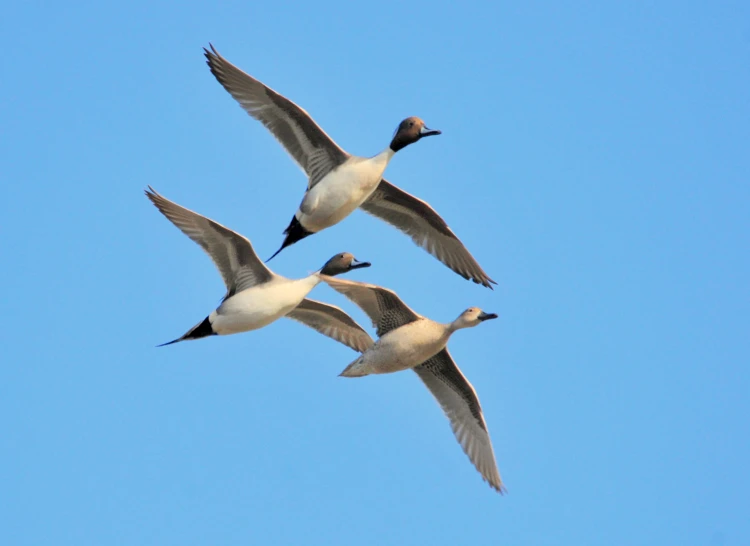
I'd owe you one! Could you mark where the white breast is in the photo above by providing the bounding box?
[211,276,319,335]
[299,151,393,232]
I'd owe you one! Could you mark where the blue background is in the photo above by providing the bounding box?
[2,1,749,544]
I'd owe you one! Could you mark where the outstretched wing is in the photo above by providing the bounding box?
[361,180,496,288]
[285,298,375,353]
[146,187,274,297]
[204,44,349,188]
[414,349,505,493]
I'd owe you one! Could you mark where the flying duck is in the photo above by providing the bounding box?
[321,276,505,492]
[146,187,374,351]
[204,44,495,288]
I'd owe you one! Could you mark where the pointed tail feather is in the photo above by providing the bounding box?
[157,337,183,347]
[266,215,314,262]
[157,316,215,347]
[265,243,286,263]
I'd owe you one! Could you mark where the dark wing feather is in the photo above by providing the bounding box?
[319,277,420,336]
[146,187,274,297]
[204,45,349,187]
[414,349,505,493]
[360,180,496,288]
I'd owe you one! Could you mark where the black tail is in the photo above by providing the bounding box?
[266,215,314,262]
[157,316,216,347]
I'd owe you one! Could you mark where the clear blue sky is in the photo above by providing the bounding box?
[2,1,748,544]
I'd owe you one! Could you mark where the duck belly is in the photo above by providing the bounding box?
[299,159,385,232]
[212,279,315,335]
[340,321,448,377]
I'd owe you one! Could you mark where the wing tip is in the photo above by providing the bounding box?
[477,276,497,289]
[483,469,506,494]
[203,43,227,82]
[144,185,165,208]
[203,42,220,61]
[492,482,508,495]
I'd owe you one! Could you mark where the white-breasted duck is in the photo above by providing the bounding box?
[146,187,374,351]
[204,44,495,288]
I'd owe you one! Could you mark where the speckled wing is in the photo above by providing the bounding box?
[360,179,496,288]
[319,277,420,337]
[285,298,375,353]
[204,44,349,188]
[414,348,505,493]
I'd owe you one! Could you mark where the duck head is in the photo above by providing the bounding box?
[389,116,441,152]
[319,252,372,276]
[451,307,498,330]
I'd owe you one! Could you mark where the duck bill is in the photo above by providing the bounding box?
[349,259,371,270]
[419,126,442,137]
[477,312,498,321]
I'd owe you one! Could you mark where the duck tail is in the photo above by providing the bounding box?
[339,356,370,378]
[266,215,314,262]
[157,316,215,347]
